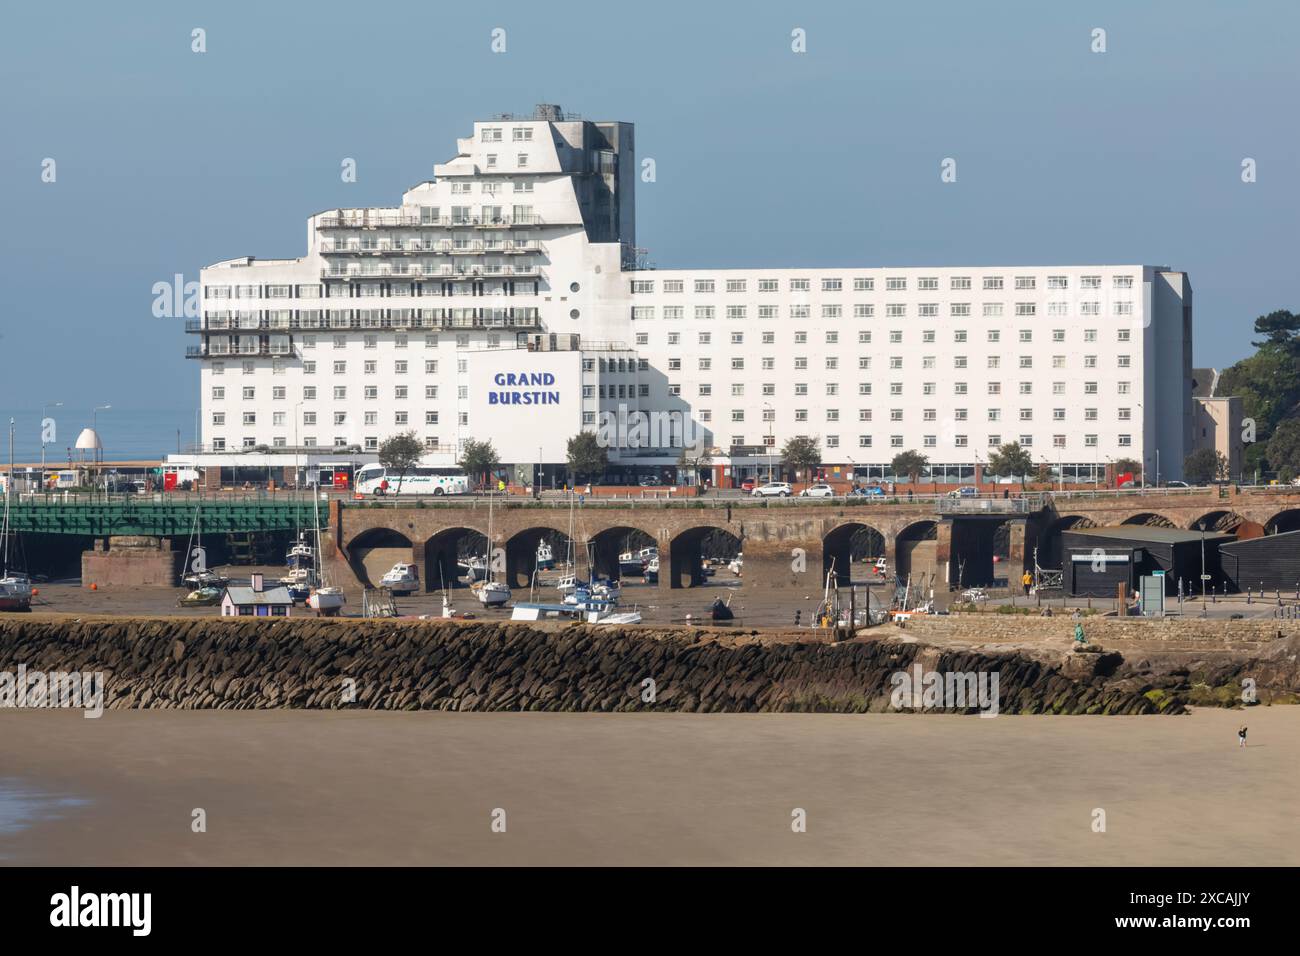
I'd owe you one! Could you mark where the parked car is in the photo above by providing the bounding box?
[948,485,978,498]
[740,478,757,492]
[752,481,793,498]
[638,476,661,487]
[800,483,836,498]
[1164,480,1190,488]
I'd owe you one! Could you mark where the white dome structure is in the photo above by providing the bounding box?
[74,428,102,451]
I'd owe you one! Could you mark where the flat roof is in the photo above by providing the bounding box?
[1065,526,1235,546]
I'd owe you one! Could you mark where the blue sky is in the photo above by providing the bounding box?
[1,0,1297,426]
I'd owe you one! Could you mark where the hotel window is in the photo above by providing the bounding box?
[727,306,747,320]
[822,278,843,292]
[1118,434,1132,447]
[859,331,872,344]
[332,361,346,374]
[954,357,967,369]
[212,387,225,400]
[698,358,711,370]
[303,386,317,400]
[695,306,715,320]
[1052,355,1065,368]
[1084,355,1097,368]
[1052,382,1065,395]
[1019,408,1033,421]
[1084,408,1098,421]
[211,413,225,426]
[886,304,906,318]
[1118,407,1131,421]
[363,361,376,374]
[889,330,902,344]
[794,357,808,369]
[1053,408,1066,421]
[890,409,904,422]
[732,358,745,370]
[212,362,225,375]
[1015,276,1036,290]
[241,386,255,400]
[986,330,1000,343]
[889,383,903,396]
[950,276,971,290]
[632,307,654,321]
[660,306,682,320]
[731,410,745,423]
[668,358,681,371]
[726,279,747,293]
[333,386,347,400]
[987,382,1000,395]
[1117,329,1130,342]
[272,386,286,400]
[854,304,874,318]
[303,412,317,425]
[512,127,533,141]
[365,386,378,400]
[1113,276,1134,289]
[1019,356,1032,368]
[886,277,907,291]
[826,384,839,397]
[891,436,904,448]
[923,435,936,447]
[631,280,655,293]
[822,304,842,319]
[758,279,779,292]
[794,384,809,397]
[790,278,810,292]
[1117,381,1131,394]
[790,305,810,319]
[1081,275,1101,289]
[1084,382,1098,394]
[859,383,872,395]
[1084,434,1098,448]
[922,382,935,395]
[699,384,712,396]
[663,280,684,293]
[983,303,1004,317]
[394,411,408,425]
[988,409,1001,421]
[954,330,967,343]
[923,330,936,343]
[955,383,969,395]
[333,412,347,426]
[983,276,1003,290]
[919,304,938,317]
[1080,301,1100,315]
[918,277,938,291]
[826,357,839,370]
[394,386,408,400]
[826,410,839,422]
[859,409,872,421]
[923,409,937,421]
[1115,301,1134,315]
[1083,329,1097,343]
[1015,302,1036,316]
[762,383,775,396]
[516,154,529,167]
[762,331,775,344]
[699,331,713,344]
[667,332,681,345]
[481,127,502,142]
[242,361,255,374]
[987,356,999,369]
[1117,355,1131,367]
[694,279,715,293]
[1019,382,1033,394]
[924,357,937,369]
[951,303,970,317]
[668,385,680,396]
[854,278,874,291]
[1019,329,1033,343]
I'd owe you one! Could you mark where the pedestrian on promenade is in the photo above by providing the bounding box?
[1238,726,1248,748]
[1021,570,1032,595]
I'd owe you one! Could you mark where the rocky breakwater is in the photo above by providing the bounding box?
[0,616,1222,715]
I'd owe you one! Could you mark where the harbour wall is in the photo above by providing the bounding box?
[2,616,1297,714]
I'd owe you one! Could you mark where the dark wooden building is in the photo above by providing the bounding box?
[1062,526,1233,597]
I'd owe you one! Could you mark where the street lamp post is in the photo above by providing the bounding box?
[92,404,111,491]
[40,400,63,487]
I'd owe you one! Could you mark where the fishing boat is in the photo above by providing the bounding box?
[618,550,645,577]
[535,539,555,571]
[285,535,315,568]
[458,555,488,582]
[280,566,317,603]
[472,491,510,607]
[0,420,32,613]
[306,489,346,616]
[644,555,659,585]
[380,562,419,595]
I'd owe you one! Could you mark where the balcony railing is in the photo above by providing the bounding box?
[316,213,545,230]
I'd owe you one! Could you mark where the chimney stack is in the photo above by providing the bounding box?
[251,572,264,593]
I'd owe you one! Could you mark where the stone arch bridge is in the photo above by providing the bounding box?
[322,489,1300,594]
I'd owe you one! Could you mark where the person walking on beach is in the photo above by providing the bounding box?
[1238,726,1248,748]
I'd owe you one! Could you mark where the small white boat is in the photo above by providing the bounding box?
[471,580,510,607]
[308,586,346,616]
[645,556,659,585]
[459,556,488,582]
[380,562,420,594]
[592,609,642,625]
[535,540,555,570]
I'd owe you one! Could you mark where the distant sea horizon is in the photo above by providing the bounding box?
[0,407,200,465]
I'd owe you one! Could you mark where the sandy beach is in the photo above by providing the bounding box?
[1,706,1295,866]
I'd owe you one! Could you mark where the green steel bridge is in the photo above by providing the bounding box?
[2,493,309,537]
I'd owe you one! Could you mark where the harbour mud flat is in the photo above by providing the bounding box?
[2,708,1297,865]
[1,614,1297,715]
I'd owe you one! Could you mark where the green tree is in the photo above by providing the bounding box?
[781,435,822,480]
[890,449,929,484]
[1265,418,1300,479]
[458,439,500,490]
[1184,447,1226,485]
[566,431,608,484]
[377,430,423,493]
[985,442,1035,488]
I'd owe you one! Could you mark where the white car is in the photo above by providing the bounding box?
[800,483,835,498]
[752,482,793,498]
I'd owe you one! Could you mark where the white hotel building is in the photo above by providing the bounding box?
[187,105,1194,486]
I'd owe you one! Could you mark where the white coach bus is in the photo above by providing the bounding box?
[355,464,471,497]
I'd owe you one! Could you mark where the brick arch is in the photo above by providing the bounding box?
[587,525,658,581]
[1036,514,1097,569]
[667,524,743,589]
[1264,508,1300,536]
[421,525,487,592]
[1119,512,1178,529]
[1187,510,1263,538]
[822,520,887,586]
[343,526,414,588]
[502,525,578,588]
